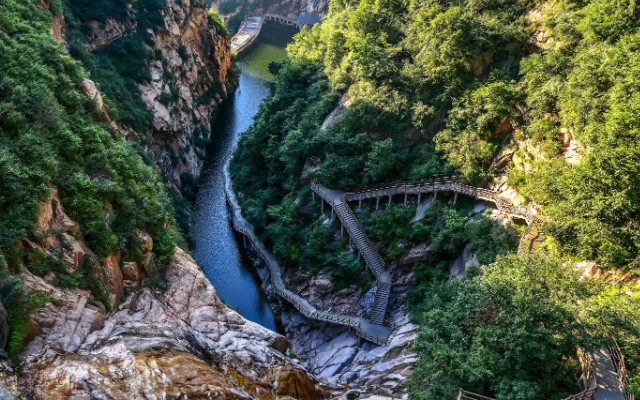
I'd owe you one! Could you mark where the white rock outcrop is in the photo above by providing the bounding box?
[12,248,333,399]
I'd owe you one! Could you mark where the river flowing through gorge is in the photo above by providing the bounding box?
[191,23,296,331]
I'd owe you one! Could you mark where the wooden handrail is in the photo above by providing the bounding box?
[608,338,635,400]
[457,389,496,400]
[224,154,391,345]
[341,178,541,224]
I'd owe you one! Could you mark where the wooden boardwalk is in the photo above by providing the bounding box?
[311,183,391,326]
[342,178,542,225]
[226,158,632,397]
[230,16,263,54]
[223,153,392,345]
[310,177,546,334]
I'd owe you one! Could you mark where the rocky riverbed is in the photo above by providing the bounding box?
[249,248,418,398]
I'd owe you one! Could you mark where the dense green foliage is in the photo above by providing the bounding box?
[357,202,518,264]
[232,62,371,286]
[63,0,165,131]
[0,275,50,360]
[208,9,230,38]
[0,0,181,350]
[232,0,640,397]
[289,0,533,182]
[511,1,640,270]
[408,255,640,399]
[285,0,640,271]
[409,255,593,399]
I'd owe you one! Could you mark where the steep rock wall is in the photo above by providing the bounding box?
[135,0,235,193]
[77,0,236,194]
[0,194,335,399]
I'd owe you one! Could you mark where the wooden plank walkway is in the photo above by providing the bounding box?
[311,183,392,326]
[223,153,392,345]
[345,180,630,400]
[593,347,626,400]
[230,16,263,54]
[226,149,633,392]
[311,178,547,333]
[343,179,542,225]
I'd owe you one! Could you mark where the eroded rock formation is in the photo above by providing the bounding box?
[79,0,236,194]
[0,195,335,399]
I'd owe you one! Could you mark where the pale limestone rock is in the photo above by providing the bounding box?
[13,247,335,399]
[450,244,480,279]
[320,95,349,131]
[525,1,558,50]
[76,1,234,196]
[80,78,104,110]
[283,266,371,317]
[399,243,433,265]
[282,302,418,396]
[121,261,141,281]
[133,0,234,194]
[562,127,584,166]
[61,233,86,270]
[34,189,89,271]
[576,260,602,279]
[0,358,20,400]
[314,277,333,293]
[273,258,418,397]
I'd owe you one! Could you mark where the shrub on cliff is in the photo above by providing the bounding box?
[208,9,229,38]
[408,255,594,399]
[0,0,179,291]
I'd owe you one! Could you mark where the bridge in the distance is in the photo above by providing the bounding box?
[230,14,308,55]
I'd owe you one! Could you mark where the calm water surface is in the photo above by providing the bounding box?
[191,24,295,330]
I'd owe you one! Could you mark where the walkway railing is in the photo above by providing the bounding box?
[264,13,302,28]
[458,386,597,400]
[457,389,497,400]
[563,388,597,400]
[343,179,542,225]
[311,183,392,325]
[609,339,635,400]
[230,14,302,55]
[339,178,624,400]
[223,150,391,345]
[230,16,264,54]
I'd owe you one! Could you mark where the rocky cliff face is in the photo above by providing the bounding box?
[81,0,235,194]
[249,252,417,398]
[0,194,334,399]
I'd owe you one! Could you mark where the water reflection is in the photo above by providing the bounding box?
[191,24,294,330]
